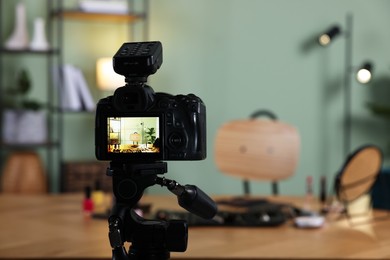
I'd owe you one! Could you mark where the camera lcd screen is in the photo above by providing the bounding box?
[107,116,160,154]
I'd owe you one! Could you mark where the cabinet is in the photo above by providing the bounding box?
[0,0,148,192]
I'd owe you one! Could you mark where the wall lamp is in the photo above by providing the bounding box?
[356,62,373,84]
[318,14,374,156]
[318,26,341,46]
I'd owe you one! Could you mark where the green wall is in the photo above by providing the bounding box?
[2,0,390,196]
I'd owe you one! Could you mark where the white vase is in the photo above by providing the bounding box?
[29,17,50,51]
[4,2,29,50]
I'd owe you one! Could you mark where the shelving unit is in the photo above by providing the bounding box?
[54,11,145,22]
[51,0,148,38]
[0,0,62,193]
[0,0,148,192]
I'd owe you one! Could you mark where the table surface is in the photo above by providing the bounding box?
[1,193,390,259]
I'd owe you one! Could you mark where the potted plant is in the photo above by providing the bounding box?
[145,127,156,147]
[366,76,390,148]
[2,69,47,144]
[366,103,390,119]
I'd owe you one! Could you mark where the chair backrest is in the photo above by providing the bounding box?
[214,119,300,183]
[1,152,47,194]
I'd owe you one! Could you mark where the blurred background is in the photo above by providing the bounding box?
[1,0,390,197]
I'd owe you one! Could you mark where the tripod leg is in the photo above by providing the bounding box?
[109,203,131,260]
[112,247,128,260]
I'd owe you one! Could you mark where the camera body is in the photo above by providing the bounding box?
[95,41,206,162]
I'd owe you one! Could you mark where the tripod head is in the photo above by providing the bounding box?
[107,161,217,260]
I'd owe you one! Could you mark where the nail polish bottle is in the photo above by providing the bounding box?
[319,176,327,204]
[304,176,313,211]
[83,186,94,217]
[92,180,105,214]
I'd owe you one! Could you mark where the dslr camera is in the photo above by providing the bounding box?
[95,41,206,162]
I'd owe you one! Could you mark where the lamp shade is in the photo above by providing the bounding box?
[356,62,373,84]
[318,26,341,46]
[96,57,124,91]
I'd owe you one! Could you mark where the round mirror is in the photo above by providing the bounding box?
[335,145,382,203]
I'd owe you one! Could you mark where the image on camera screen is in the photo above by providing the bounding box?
[107,116,160,154]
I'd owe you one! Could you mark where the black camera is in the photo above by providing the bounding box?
[95,41,207,162]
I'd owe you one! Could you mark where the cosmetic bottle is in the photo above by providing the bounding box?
[83,186,94,217]
[319,176,327,204]
[303,176,313,211]
[92,180,106,214]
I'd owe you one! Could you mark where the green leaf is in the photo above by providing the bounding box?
[17,69,31,95]
[366,102,390,118]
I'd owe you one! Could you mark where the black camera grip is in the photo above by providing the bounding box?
[190,112,200,153]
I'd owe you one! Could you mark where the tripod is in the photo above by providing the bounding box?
[107,161,217,260]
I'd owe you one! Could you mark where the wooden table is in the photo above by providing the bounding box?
[1,193,390,259]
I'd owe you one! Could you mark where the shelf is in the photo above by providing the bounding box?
[0,142,61,150]
[48,106,96,114]
[0,48,60,55]
[62,110,95,114]
[52,10,145,23]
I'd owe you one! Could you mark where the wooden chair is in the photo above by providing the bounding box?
[1,151,47,194]
[214,110,300,195]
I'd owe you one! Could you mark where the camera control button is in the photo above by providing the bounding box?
[175,121,184,128]
[169,133,184,148]
[159,101,169,108]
